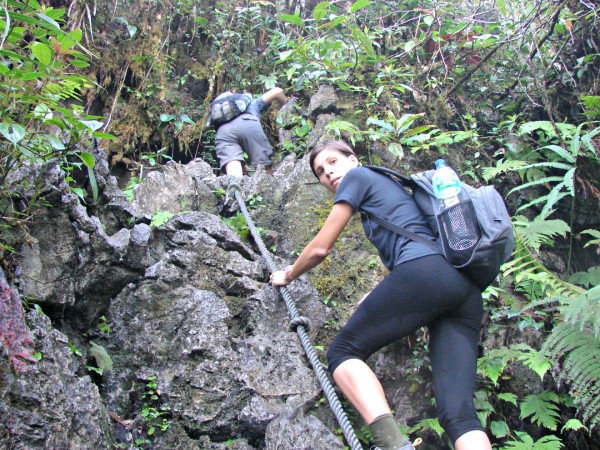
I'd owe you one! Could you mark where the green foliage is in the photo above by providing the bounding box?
[150,210,174,227]
[520,391,561,430]
[96,315,110,334]
[410,417,446,439]
[140,375,172,437]
[511,215,570,253]
[502,234,580,299]
[569,266,600,288]
[325,119,362,146]
[582,229,600,249]
[276,104,312,156]
[581,96,600,117]
[88,341,113,375]
[561,418,587,433]
[222,212,250,241]
[123,176,143,202]
[478,343,551,386]
[542,318,600,429]
[501,432,563,449]
[141,146,172,167]
[0,0,115,251]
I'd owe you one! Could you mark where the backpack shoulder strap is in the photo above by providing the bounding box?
[361,165,438,251]
[363,212,438,251]
[363,165,417,189]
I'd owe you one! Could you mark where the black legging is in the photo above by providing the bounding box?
[327,254,485,443]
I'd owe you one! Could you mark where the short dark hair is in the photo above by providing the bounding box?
[309,141,358,178]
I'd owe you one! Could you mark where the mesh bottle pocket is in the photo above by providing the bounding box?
[437,200,481,267]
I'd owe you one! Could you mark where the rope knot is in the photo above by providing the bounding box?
[226,175,241,193]
[290,316,312,332]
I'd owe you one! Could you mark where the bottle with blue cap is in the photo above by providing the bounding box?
[432,159,477,252]
[432,159,468,213]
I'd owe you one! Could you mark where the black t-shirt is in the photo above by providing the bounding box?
[334,166,439,269]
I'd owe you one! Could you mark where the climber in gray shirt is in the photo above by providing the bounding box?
[270,140,491,450]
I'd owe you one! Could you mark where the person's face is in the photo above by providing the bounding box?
[312,148,359,193]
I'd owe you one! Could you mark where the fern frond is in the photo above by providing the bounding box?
[515,192,552,212]
[562,288,600,333]
[513,215,570,252]
[538,144,576,163]
[505,221,600,430]
[539,185,569,218]
[506,232,581,299]
[581,229,600,248]
[520,391,561,430]
[542,322,600,429]
[481,159,526,182]
[580,126,600,156]
[517,120,576,140]
[509,161,574,171]
[508,176,566,195]
[518,121,557,137]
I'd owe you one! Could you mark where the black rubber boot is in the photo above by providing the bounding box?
[369,413,415,450]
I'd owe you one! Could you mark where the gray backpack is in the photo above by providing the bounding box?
[364,165,514,290]
[208,92,253,128]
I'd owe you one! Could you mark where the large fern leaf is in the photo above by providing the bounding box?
[511,231,600,429]
[542,320,600,429]
[512,215,570,253]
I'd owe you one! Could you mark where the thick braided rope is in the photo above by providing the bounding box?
[234,190,363,450]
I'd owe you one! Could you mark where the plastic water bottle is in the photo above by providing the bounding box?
[432,159,478,253]
[432,159,468,212]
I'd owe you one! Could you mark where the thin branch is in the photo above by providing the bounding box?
[445,42,505,97]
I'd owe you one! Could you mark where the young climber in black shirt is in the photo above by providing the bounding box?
[270,141,492,450]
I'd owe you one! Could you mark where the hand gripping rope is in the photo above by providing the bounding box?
[233,188,363,450]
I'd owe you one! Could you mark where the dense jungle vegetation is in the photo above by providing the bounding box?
[1,0,599,448]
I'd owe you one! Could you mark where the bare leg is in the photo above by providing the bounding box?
[454,430,492,450]
[332,358,391,424]
[224,160,243,178]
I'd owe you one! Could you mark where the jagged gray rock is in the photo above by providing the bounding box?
[2,132,432,449]
[0,309,110,448]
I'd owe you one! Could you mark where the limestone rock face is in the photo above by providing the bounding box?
[1,112,431,448]
[0,308,110,448]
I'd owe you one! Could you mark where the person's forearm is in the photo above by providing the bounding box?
[287,241,329,281]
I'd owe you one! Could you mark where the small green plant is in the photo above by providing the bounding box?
[276,107,312,156]
[67,342,83,357]
[123,176,143,202]
[222,213,250,241]
[150,210,175,227]
[324,319,340,331]
[97,315,110,334]
[140,376,172,436]
[141,146,173,167]
[212,187,226,198]
[246,193,264,209]
[322,295,337,307]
